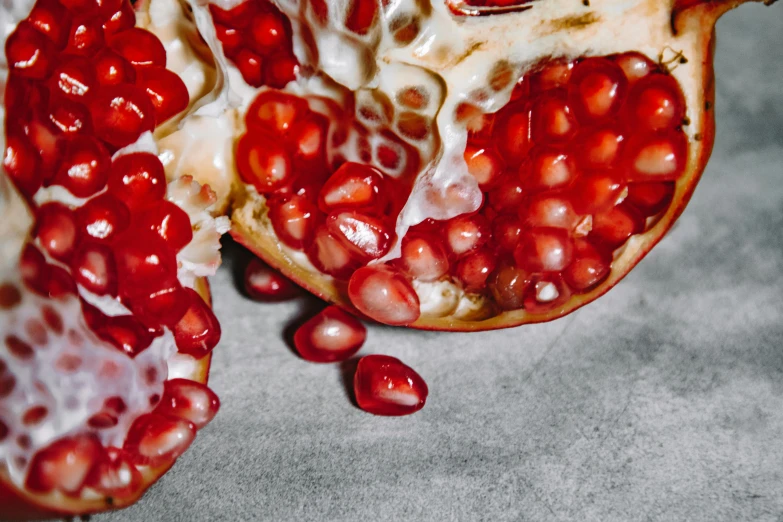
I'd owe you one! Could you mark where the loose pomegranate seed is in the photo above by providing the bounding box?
[562,240,611,292]
[453,248,498,292]
[444,214,490,258]
[522,147,576,192]
[172,288,221,358]
[354,355,428,416]
[464,145,504,189]
[113,229,179,296]
[70,242,117,296]
[306,225,361,280]
[234,49,264,87]
[524,274,571,314]
[398,233,449,282]
[567,57,628,123]
[108,28,167,69]
[294,306,366,363]
[245,90,308,134]
[94,48,136,86]
[492,105,532,164]
[626,181,675,217]
[236,134,293,193]
[25,435,103,495]
[626,73,686,131]
[514,228,573,273]
[571,126,625,169]
[84,447,142,498]
[531,90,577,142]
[52,136,111,197]
[128,284,190,329]
[244,257,299,301]
[521,194,580,230]
[326,211,393,262]
[6,22,56,79]
[154,379,220,429]
[76,193,131,242]
[90,85,156,148]
[65,15,105,56]
[488,261,531,311]
[108,152,167,209]
[624,130,688,181]
[136,66,190,125]
[268,194,319,250]
[134,200,193,253]
[488,178,526,213]
[123,413,196,466]
[318,162,386,215]
[36,203,78,263]
[569,173,626,215]
[101,0,136,37]
[27,0,72,48]
[612,52,655,85]
[591,204,645,249]
[3,131,42,197]
[93,315,155,357]
[348,266,420,326]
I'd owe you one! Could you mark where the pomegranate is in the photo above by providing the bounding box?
[0,0,229,518]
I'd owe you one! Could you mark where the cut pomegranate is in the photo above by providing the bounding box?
[353,355,428,416]
[294,306,367,363]
[244,257,299,301]
[25,434,103,495]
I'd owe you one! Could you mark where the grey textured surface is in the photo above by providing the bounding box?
[103,6,783,522]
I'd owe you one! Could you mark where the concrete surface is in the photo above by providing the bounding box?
[103,5,783,521]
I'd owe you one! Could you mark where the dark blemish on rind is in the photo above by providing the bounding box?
[583,0,590,5]
[547,12,599,32]
[694,133,703,141]
[679,56,688,64]
[105,497,115,506]
[705,101,713,111]
[682,117,691,126]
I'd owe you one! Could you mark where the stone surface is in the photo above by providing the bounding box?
[102,6,783,521]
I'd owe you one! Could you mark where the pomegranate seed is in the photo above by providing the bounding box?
[47,264,78,298]
[348,266,420,326]
[569,173,626,215]
[172,288,221,358]
[464,146,504,190]
[108,152,167,209]
[209,1,258,27]
[52,136,111,198]
[101,0,136,37]
[444,214,490,258]
[36,203,78,263]
[94,49,136,86]
[25,434,103,495]
[27,0,72,48]
[306,225,360,280]
[93,315,155,357]
[214,24,242,56]
[318,162,386,215]
[289,113,327,162]
[108,28,167,69]
[345,0,379,35]
[5,22,56,79]
[268,194,319,250]
[123,413,196,466]
[590,204,645,249]
[58,0,100,12]
[529,61,573,92]
[155,379,220,429]
[398,233,449,282]
[3,131,42,197]
[454,248,498,292]
[135,200,193,253]
[64,15,105,56]
[245,91,308,134]
[354,355,428,416]
[521,194,580,230]
[488,178,526,213]
[531,90,577,142]
[524,274,571,314]
[244,257,299,301]
[249,11,287,52]
[236,135,293,193]
[488,261,531,311]
[626,73,686,131]
[48,56,97,102]
[624,130,688,182]
[136,66,190,125]
[265,53,299,88]
[491,215,523,253]
[563,240,611,292]
[514,228,574,273]
[76,193,131,242]
[113,228,179,298]
[613,52,655,85]
[326,212,393,262]
[492,104,532,164]
[84,447,142,498]
[234,49,264,87]
[47,96,93,136]
[571,126,625,169]
[70,242,117,296]
[20,244,50,296]
[567,57,628,123]
[522,146,576,192]
[294,306,366,363]
[626,181,675,217]
[90,85,156,148]
[129,284,189,329]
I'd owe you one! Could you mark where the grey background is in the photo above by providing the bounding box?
[104,6,783,521]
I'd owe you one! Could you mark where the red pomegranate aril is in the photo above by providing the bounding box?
[245,90,308,134]
[108,28,167,69]
[523,147,576,191]
[571,126,625,169]
[348,266,420,326]
[214,24,242,56]
[562,240,611,292]
[6,22,56,79]
[524,274,571,314]
[172,288,221,358]
[493,105,532,164]
[624,130,688,182]
[399,234,449,282]
[354,354,428,416]
[244,257,299,301]
[90,85,156,148]
[129,284,189,328]
[487,178,525,214]
[209,1,257,27]
[529,61,573,93]
[569,173,626,215]
[123,413,196,467]
[76,193,131,242]
[24,117,62,182]
[306,225,358,280]
[531,90,578,143]
[48,96,92,136]
[94,315,155,357]
[155,379,220,429]
[327,211,393,261]
[58,0,99,13]
[521,194,580,231]
[65,16,105,56]
[84,447,142,498]
[70,242,117,296]
[268,194,319,250]
[49,57,98,102]
[94,49,136,86]
[613,52,655,85]
[265,53,299,88]
[136,66,190,125]
[25,434,103,495]
[36,203,78,263]
[101,0,136,37]
[568,57,628,123]
[108,152,167,209]
[236,135,293,193]
[234,49,264,87]
[113,230,179,296]
[3,131,42,197]
[626,73,686,131]
[444,214,490,257]
[492,215,523,253]
[345,0,379,34]
[454,248,497,293]
[626,181,675,217]
[318,162,386,214]
[52,136,111,198]
[591,203,645,249]
[135,200,193,253]
[464,145,504,189]
[514,228,573,273]
[20,244,50,296]
[294,306,366,363]
[47,264,79,298]
[488,261,531,311]
[249,11,287,52]
[27,0,72,48]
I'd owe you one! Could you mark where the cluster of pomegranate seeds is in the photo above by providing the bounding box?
[353,355,428,416]
[209,0,299,88]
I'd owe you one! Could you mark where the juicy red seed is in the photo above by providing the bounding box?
[399,233,449,282]
[488,262,531,311]
[87,413,119,428]
[85,447,142,497]
[624,129,688,182]
[571,126,625,169]
[591,204,645,249]
[94,49,136,86]
[36,203,78,263]
[492,105,532,164]
[90,85,156,148]
[70,242,117,296]
[65,15,105,56]
[290,115,328,163]
[76,193,131,242]
[354,354,428,416]
[347,266,420,326]
[524,275,571,314]
[6,336,35,360]
[155,379,220,429]
[626,73,686,131]
[563,240,611,292]
[249,11,287,51]
[172,288,221,358]
[128,284,190,329]
[626,181,675,217]
[27,0,72,48]
[453,249,498,293]
[569,173,626,215]
[49,57,97,102]
[5,22,56,79]
[464,146,504,190]
[25,434,103,495]
[306,225,359,280]
[294,306,366,363]
[113,229,179,296]
[487,179,526,214]
[492,216,523,253]
[245,91,308,134]
[264,53,299,88]
[567,57,628,123]
[318,162,386,214]
[236,134,293,193]
[20,244,50,296]
[244,257,299,301]
[214,24,242,55]
[613,52,655,85]
[94,315,156,357]
[47,264,79,299]
[101,0,136,37]
[209,1,258,27]
[41,305,64,333]
[108,152,167,209]
[234,49,264,87]
[444,214,490,257]
[326,211,393,262]
[52,136,111,198]
[47,96,93,136]
[58,0,100,12]
[136,66,190,125]
[109,28,167,69]
[3,132,42,197]
[521,194,580,230]
[123,413,196,466]
[268,194,319,250]
[134,200,193,253]
[522,146,576,192]
[25,117,64,182]
[529,61,573,93]
[514,228,574,273]
[531,89,577,142]
[345,0,379,35]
